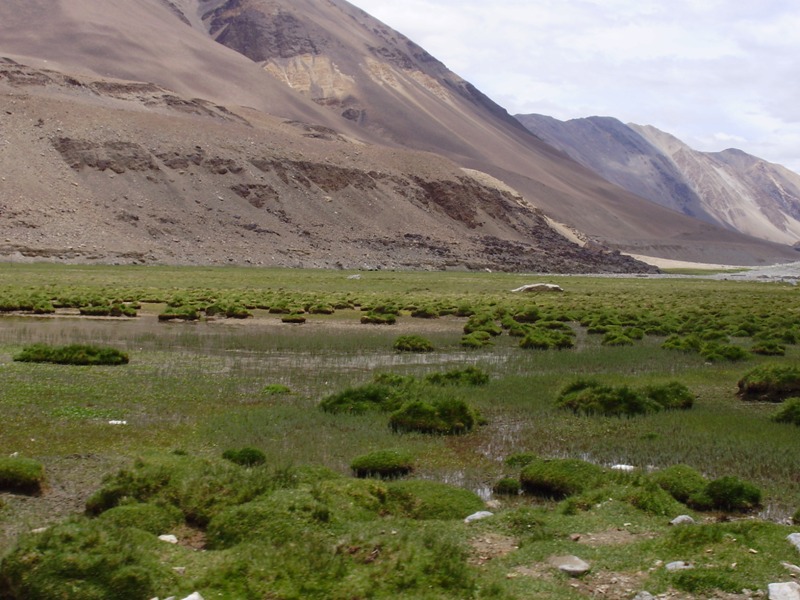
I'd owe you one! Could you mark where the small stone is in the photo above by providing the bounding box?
[570,533,582,542]
[633,593,656,600]
[768,581,800,600]
[464,511,493,523]
[548,555,591,577]
[788,533,800,552]
[670,515,695,526]
[172,566,186,575]
[181,594,205,600]
[158,534,178,544]
[611,464,635,472]
[665,561,693,572]
[783,563,800,575]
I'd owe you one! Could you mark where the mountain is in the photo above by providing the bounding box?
[516,114,800,247]
[0,0,796,269]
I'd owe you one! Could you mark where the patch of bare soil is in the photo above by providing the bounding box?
[573,528,658,547]
[468,532,519,566]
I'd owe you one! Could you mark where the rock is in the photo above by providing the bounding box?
[158,534,178,544]
[181,594,205,600]
[788,533,800,552]
[172,566,186,575]
[670,515,696,526]
[347,274,361,280]
[511,283,564,293]
[665,560,694,572]
[464,511,494,523]
[610,464,636,472]
[548,555,591,577]
[769,582,800,600]
[782,562,800,575]
[633,593,656,600]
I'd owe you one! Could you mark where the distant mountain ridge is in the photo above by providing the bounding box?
[516,114,800,246]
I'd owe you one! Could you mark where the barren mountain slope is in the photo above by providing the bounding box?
[0,60,655,272]
[0,0,797,266]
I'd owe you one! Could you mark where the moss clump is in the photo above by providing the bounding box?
[96,502,184,534]
[504,452,538,469]
[263,383,292,395]
[0,456,45,495]
[424,366,489,386]
[520,458,606,499]
[643,381,695,410]
[772,397,800,425]
[157,305,199,321]
[319,383,406,415]
[704,476,761,512]
[13,343,129,366]
[387,480,485,520]
[519,326,575,350]
[222,447,267,467]
[492,478,521,496]
[360,311,397,325]
[393,335,434,352]
[460,330,494,348]
[738,364,800,401]
[389,397,479,435]
[556,380,659,417]
[350,449,414,479]
[281,312,307,323]
[650,464,708,504]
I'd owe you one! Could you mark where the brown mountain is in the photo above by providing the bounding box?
[0,0,796,269]
[517,114,800,247]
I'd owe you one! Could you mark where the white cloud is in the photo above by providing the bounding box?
[350,0,800,173]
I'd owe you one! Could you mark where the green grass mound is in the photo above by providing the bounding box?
[389,397,479,435]
[262,383,292,395]
[222,447,267,467]
[703,476,762,512]
[460,330,493,348]
[319,383,407,414]
[424,365,489,386]
[96,502,184,534]
[157,305,200,321]
[738,364,800,401]
[360,311,397,325]
[564,481,685,517]
[520,458,606,499]
[772,397,800,425]
[650,464,708,504]
[387,480,485,520]
[392,335,434,352]
[492,477,521,496]
[519,325,575,350]
[504,452,538,469]
[0,456,45,495]
[13,343,129,366]
[350,449,414,479]
[0,518,177,600]
[643,381,695,410]
[557,379,694,417]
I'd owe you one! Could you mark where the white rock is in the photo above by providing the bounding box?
[108,420,127,425]
[769,581,800,600]
[782,562,800,575]
[633,593,655,600]
[548,555,591,577]
[665,561,693,572]
[788,533,800,552]
[610,464,636,472]
[511,283,563,293]
[347,274,361,280]
[181,594,204,600]
[158,534,178,544]
[670,515,696,526]
[464,511,494,523]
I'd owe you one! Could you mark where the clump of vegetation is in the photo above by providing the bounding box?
[492,477,521,496]
[263,383,292,395]
[389,397,479,435]
[463,313,502,336]
[751,340,786,356]
[519,325,575,350]
[387,480,485,520]
[556,379,694,417]
[460,331,493,348]
[319,383,407,414]
[393,335,434,352]
[13,343,129,366]
[771,397,800,425]
[424,366,489,386]
[650,464,708,504]
[703,476,762,512]
[520,458,606,499]
[350,449,414,479]
[504,452,538,469]
[206,301,251,319]
[0,456,45,495]
[96,502,184,534]
[360,311,397,325]
[737,364,800,401]
[157,305,200,321]
[222,447,267,467]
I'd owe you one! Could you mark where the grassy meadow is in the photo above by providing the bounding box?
[0,263,799,598]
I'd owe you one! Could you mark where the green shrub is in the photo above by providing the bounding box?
[0,518,176,600]
[393,335,434,352]
[492,477,521,496]
[699,341,749,362]
[96,502,183,534]
[650,464,707,504]
[350,449,414,479]
[387,480,485,520]
[319,383,406,414]
[222,447,267,467]
[389,397,479,435]
[567,482,683,516]
[520,458,606,499]
[643,382,694,410]
[263,383,292,395]
[13,343,129,366]
[360,311,397,325]
[772,397,800,425]
[556,379,659,417]
[424,366,489,386]
[704,476,761,512]
[0,456,45,495]
[504,452,538,469]
[751,340,786,356]
[738,364,800,401]
[460,331,493,348]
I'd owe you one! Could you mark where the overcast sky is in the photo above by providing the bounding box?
[349,0,800,172]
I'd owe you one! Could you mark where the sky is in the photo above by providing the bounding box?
[349,0,800,172]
